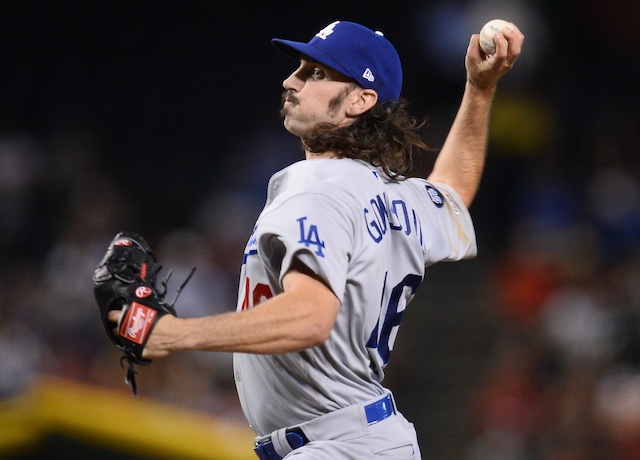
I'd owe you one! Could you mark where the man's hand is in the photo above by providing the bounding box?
[466,22,525,91]
[108,309,177,360]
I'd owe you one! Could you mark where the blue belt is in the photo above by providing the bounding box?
[253,394,395,460]
[364,393,395,425]
[253,427,308,460]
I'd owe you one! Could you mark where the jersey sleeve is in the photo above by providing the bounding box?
[420,181,478,264]
[255,192,355,303]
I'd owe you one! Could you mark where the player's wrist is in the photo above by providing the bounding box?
[465,79,497,98]
[166,316,204,353]
[156,315,188,353]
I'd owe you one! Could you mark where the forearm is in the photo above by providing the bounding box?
[428,26,524,207]
[427,81,496,208]
[143,269,341,357]
[159,296,331,355]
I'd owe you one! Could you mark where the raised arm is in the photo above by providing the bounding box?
[427,23,525,207]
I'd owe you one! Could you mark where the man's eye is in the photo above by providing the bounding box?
[311,68,325,79]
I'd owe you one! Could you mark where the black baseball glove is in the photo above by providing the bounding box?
[93,231,194,396]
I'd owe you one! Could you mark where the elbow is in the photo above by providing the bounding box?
[428,177,476,209]
[297,300,338,348]
[300,317,334,348]
[460,192,475,209]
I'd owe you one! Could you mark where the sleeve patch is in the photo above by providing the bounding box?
[425,185,444,208]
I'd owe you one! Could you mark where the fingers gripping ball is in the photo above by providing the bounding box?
[479,19,510,56]
[93,231,195,396]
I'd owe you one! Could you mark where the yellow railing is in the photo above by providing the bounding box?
[0,376,255,459]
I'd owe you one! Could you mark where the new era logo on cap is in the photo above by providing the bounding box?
[272,21,402,104]
[363,68,375,82]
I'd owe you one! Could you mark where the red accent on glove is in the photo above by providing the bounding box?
[119,302,157,345]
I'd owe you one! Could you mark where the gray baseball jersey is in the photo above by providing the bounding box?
[234,158,476,437]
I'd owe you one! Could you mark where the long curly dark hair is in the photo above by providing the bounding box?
[302,98,432,180]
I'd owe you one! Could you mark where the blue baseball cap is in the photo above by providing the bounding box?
[272,21,403,104]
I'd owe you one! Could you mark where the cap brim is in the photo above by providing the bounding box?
[271,38,353,82]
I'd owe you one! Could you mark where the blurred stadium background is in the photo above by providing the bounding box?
[1,1,639,458]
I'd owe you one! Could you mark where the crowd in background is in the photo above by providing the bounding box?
[1,1,639,459]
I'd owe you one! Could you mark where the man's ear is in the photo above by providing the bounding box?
[346,88,378,116]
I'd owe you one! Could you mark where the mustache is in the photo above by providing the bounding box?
[279,91,298,118]
[281,91,298,107]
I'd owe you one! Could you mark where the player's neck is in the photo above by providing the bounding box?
[304,150,338,160]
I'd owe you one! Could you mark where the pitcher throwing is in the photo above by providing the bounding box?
[108,19,524,459]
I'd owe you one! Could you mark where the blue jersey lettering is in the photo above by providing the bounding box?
[297,217,326,257]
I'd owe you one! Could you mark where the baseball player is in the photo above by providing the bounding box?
[110,19,524,459]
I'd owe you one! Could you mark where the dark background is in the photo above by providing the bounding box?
[1,0,638,254]
[1,1,640,459]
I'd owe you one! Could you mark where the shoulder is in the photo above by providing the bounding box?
[269,158,381,199]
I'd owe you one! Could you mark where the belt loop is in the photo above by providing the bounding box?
[253,427,310,460]
[272,428,293,457]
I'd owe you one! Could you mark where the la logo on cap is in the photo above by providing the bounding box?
[315,21,339,40]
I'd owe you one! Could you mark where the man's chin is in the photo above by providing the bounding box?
[282,119,304,138]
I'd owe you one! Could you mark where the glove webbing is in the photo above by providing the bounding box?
[121,356,140,397]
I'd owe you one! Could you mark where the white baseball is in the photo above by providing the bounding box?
[479,19,510,56]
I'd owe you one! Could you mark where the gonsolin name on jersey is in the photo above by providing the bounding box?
[365,192,427,248]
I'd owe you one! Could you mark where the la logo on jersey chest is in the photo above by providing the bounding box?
[297,216,325,257]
